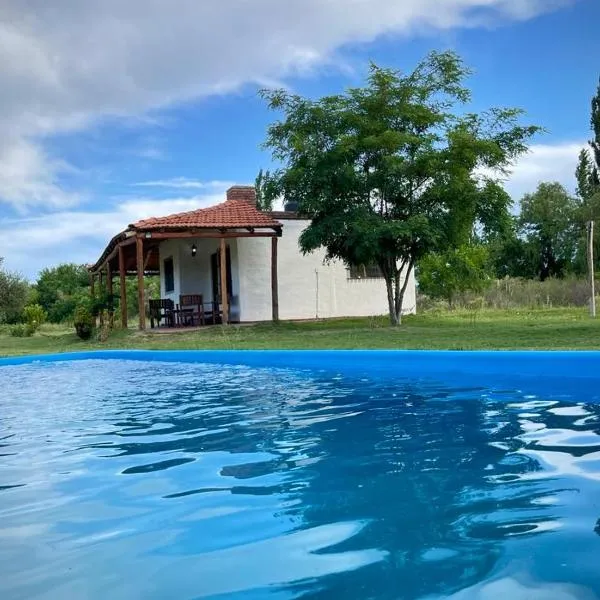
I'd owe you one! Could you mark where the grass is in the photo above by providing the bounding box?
[2,307,600,357]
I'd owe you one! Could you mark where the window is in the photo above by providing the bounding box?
[164,257,174,293]
[348,263,383,279]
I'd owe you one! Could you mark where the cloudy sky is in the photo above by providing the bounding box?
[0,0,598,278]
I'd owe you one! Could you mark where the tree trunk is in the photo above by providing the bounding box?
[384,259,414,326]
[385,276,399,326]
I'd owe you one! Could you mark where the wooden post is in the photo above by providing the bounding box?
[90,272,95,297]
[118,244,128,329]
[589,220,596,318]
[106,263,113,295]
[271,236,279,322]
[98,270,105,327]
[220,237,229,324]
[106,262,114,328]
[136,236,146,330]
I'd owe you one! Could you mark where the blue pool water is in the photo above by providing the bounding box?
[2,351,600,599]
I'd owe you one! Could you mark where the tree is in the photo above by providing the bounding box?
[590,77,600,189]
[576,149,597,203]
[36,264,90,323]
[255,168,274,211]
[418,244,491,306]
[0,258,30,324]
[260,51,539,324]
[519,182,579,280]
[573,79,600,275]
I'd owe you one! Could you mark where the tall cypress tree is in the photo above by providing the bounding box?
[576,78,600,202]
[590,77,600,189]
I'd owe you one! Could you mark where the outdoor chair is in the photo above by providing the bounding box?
[179,294,205,326]
[149,299,175,328]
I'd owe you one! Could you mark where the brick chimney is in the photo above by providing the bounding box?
[226,185,256,205]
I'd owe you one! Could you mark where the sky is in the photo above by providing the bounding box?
[0,0,599,279]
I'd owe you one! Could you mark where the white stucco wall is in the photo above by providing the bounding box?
[237,218,416,322]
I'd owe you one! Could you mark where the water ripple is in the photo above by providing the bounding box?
[1,359,600,599]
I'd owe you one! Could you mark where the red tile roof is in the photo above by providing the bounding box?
[131,198,281,231]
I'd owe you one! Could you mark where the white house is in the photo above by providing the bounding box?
[90,186,416,329]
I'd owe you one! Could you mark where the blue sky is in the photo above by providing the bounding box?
[0,0,598,279]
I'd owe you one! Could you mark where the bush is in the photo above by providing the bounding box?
[10,324,34,338]
[0,258,30,324]
[22,304,47,333]
[418,276,596,311]
[73,304,95,340]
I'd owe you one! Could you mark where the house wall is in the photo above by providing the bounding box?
[237,218,417,322]
[158,238,241,321]
[158,239,182,302]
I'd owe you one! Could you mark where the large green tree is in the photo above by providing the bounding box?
[260,51,539,324]
[255,168,274,211]
[573,78,600,273]
[518,182,579,280]
[0,258,30,324]
[575,78,600,206]
[36,263,90,323]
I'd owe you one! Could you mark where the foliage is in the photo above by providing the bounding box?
[590,77,600,190]
[255,168,274,212]
[418,245,491,306]
[0,258,31,324]
[22,304,47,333]
[36,264,90,323]
[419,276,593,311]
[487,227,539,280]
[73,304,95,340]
[260,50,539,324]
[576,149,598,202]
[10,324,34,338]
[517,182,579,280]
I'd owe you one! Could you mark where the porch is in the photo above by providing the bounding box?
[88,186,282,330]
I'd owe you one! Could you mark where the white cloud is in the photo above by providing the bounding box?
[0,190,229,279]
[133,178,235,190]
[0,136,81,212]
[501,141,584,201]
[0,0,576,210]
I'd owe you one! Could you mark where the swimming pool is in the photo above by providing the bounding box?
[1,350,600,599]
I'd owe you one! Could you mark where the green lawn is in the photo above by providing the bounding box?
[2,307,600,357]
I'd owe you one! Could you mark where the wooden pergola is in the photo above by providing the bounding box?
[88,187,283,330]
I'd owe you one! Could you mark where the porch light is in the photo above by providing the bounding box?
[191,244,197,257]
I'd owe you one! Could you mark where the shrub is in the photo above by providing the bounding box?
[0,258,30,324]
[22,304,47,333]
[418,276,596,311]
[73,304,94,340]
[10,324,34,338]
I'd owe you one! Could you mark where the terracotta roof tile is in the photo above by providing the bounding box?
[132,198,281,231]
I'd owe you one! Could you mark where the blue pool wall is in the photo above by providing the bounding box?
[2,350,600,401]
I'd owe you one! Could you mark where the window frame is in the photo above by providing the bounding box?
[347,263,384,280]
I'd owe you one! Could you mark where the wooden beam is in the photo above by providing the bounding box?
[102,235,138,267]
[271,236,279,322]
[140,230,278,240]
[220,237,229,325]
[118,244,128,329]
[136,236,146,330]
